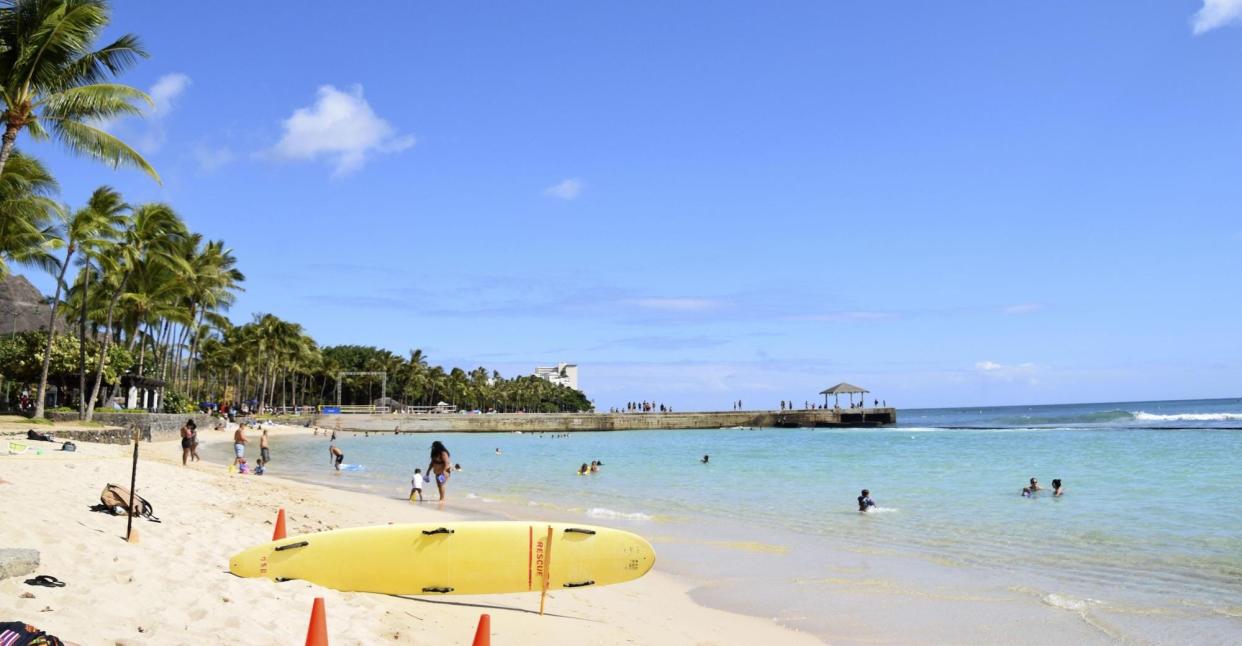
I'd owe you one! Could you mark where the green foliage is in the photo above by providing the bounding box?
[0,329,131,385]
[160,389,195,414]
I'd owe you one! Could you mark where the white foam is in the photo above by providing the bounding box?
[1132,411,1242,422]
[586,507,654,521]
[1042,593,1095,612]
[864,506,899,514]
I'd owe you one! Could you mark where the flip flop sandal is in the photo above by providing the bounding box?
[24,575,65,588]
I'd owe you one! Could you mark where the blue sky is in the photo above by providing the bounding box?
[20,1,1242,409]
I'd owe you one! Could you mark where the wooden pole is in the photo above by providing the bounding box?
[539,525,553,615]
[125,429,140,543]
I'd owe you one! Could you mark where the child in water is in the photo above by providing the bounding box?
[410,468,424,501]
[858,489,876,512]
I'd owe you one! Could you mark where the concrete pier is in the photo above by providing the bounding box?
[320,408,897,434]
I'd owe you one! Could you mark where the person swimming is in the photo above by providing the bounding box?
[858,489,876,512]
[1052,478,1064,497]
[1021,486,1032,498]
[578,463,590,475]
[1028,477,1042,492]
[701,454,710,464]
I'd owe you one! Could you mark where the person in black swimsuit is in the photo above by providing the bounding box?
[180,419,194,466]
[426,441,451,501]
[858,489,876,512]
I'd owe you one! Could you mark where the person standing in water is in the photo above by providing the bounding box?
[858,489,876,512]
[329,442,343,471]
[426,441,452,500]
[1052,479,1065,497]
[233,423,248,468]
[260,429,271,464]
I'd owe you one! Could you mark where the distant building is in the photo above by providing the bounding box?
[534,363,579,390]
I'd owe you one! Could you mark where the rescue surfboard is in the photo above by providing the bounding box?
[228,521,655,595]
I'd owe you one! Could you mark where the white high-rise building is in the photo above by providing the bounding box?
[534,363,579,390]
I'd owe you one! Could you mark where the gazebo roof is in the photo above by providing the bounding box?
[820,382,869,395]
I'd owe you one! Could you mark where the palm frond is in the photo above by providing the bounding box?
[37,82,149,121]
[42,115,160,182]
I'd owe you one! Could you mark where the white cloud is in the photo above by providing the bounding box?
[1192,0,1242,34]
[270,84,415,176]
[193,143,234,173]
[975,360,1039,383]
[149,73,191,118]
[98,72,191,153]
[543,178,583,200]
[1002,303,1042,315]
[626,298,722,312]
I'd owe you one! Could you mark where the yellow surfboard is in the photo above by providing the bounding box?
[229,521,655,595]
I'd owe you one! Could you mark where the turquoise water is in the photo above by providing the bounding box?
[229,398,1242,643]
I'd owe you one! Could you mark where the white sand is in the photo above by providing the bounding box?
[0,424,819,645]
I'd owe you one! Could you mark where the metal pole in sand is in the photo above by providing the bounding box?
[539,525,553,615]
[125,429,140,543]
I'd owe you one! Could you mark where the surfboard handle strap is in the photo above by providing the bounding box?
[274,541,310,551]
[564,528,596,535]
[422,586,454,593]
[422,527,454,535]
[563,580,595,588]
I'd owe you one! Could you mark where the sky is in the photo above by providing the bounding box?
[18,1,1242,410]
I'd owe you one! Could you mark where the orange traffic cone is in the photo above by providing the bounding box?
[471,614,490,646]
[273,508,287,541]
[305,597,328,646]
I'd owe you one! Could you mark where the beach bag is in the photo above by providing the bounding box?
[25,430,53,442]
[0,621,65,645]
[60,441,75,452]
[95,483,160,522]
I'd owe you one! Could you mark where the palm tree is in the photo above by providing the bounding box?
[0,150,59,279]
[83,202,184,420]
[0,0,157,180]
[32,186,122,417]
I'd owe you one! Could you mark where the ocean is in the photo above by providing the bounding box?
[217,398,1242,644]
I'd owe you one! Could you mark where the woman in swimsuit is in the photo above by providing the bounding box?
[426,441,451,501]
[180,420,194,466]
[188,420,200,462]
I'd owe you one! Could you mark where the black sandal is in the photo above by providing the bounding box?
[24,575,66,588]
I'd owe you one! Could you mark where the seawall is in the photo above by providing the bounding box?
[320,408,897,433]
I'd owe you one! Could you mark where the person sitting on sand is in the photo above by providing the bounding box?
[329,443,343,471]
[701,455,710,464]
[237,458,249,475]
[1052,479,1064,497]
[426,441,452,500]
[858,489,876,512]
[410,468,424,501]
[254,458,265,476]
[233,424,248,468]
[1028,477,1042,492]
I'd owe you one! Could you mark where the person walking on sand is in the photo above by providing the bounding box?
[426,441,452,500]
[260,429,271,464]
[233,423,248,468]
[410,468,424,501]
[180,419,194,466]
[189,420,201,462]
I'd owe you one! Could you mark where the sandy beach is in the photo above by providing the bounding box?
[0,422,819,645]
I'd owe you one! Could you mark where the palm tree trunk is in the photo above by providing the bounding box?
[0,123,20,178]
[34,253,73,418]
[85,272,131,421]
[77,268,91,419]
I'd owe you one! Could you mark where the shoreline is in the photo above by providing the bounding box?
[0,422,821,645]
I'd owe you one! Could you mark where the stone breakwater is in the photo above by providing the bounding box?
[322,408,897,433]
[47,412,219,443]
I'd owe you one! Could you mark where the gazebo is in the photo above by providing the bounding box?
[820,382,869,408]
